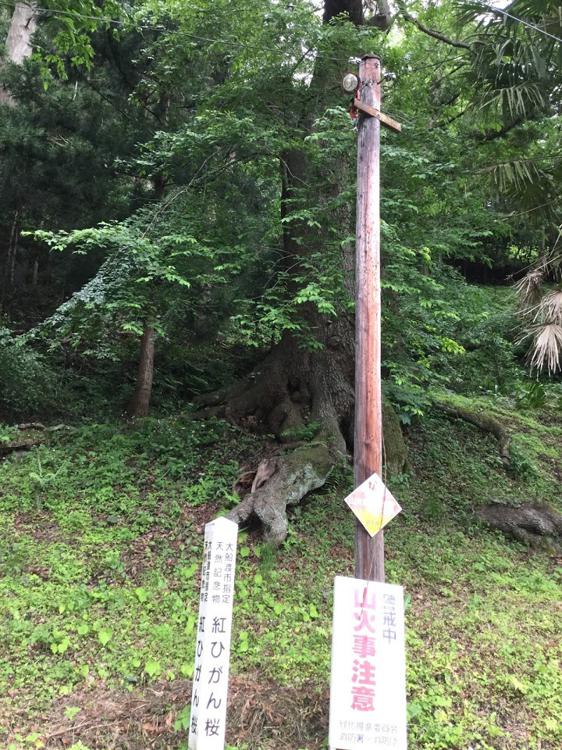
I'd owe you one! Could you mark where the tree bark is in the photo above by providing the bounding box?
[8,216,18,287]
[0,2,37,105]
[197,327,355,543]
[323,0,363,25]
[1,210,19,308]
[127,324,156,418]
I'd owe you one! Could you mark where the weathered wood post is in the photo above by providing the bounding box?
[329,55,405,750]
[354,54,385,582]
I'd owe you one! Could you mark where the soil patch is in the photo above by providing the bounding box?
[13,674,328,749]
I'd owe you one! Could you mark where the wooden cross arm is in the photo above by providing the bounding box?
[353,98,402,132]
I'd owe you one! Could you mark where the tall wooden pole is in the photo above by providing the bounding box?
[354,54,384,582]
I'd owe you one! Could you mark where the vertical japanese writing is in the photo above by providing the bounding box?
[189,525,213,745]
[351,586,377,712]
[329,577,407,750]
[382,593,397,644]
[188,518,238,750]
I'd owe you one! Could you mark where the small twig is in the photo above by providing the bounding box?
[44,719,112,739]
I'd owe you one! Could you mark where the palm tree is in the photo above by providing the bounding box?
[400,0,561,372]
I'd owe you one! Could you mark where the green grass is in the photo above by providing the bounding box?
[0,403,560,749]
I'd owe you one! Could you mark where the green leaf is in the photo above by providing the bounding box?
[64,706,81,721]
[509,675,528,694]
[134,587,149,604]
[145,660,162,678]
[98,629,112,647]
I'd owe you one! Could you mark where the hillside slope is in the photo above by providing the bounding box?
[0,386,560,750]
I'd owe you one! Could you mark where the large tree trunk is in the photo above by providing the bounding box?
[0,2,37,105]
[127,324,156,418]
[198,1,397,543]
[1,210,19,310]
[198,319,355,544]
[200,314,406,544]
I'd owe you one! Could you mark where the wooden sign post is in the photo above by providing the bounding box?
[189,517,238,749]
[328,56,407,750]
[353,54,401,582]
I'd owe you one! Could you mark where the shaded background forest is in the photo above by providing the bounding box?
[0,0,560,424]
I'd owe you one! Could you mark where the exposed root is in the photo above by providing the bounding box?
[1,434,45,457]
[194,337,355,543]
[14,422,72,432]
[433,399,512,468]
[0,423,74,458]
[228,440,342,545]
[199,366,346,544]
[198,345,411,543]
[195,366,308,437]
[479,502,562,548]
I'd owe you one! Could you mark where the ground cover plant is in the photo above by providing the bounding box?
[0,377,560,749]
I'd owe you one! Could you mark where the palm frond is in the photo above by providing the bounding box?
[481,81,546,119]
[514,268,544,307]
[460,0,561,121]
[487,157,544,195]
[537,288,562,325]
[523,322,562,373]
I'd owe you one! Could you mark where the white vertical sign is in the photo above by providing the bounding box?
[189,517,238,749]
[329,576,407,750]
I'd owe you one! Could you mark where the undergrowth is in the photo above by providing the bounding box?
[0,400,560,749]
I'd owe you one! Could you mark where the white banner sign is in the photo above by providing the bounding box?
[329,576,407,750]
[189,517,238,749]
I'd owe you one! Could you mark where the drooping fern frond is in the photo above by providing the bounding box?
[480,80,546,119]
[536,288,562,325]
[515,227,562,373]
[486,157,544,195]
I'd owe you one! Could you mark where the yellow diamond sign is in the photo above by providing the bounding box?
[344,472,402,536]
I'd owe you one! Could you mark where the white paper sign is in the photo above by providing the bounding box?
[329,576,407,750]
[189,517,238,749]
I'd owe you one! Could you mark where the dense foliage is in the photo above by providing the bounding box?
[0,0,559,419]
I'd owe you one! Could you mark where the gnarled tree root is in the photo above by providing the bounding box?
[0,424,74,458]
[193,337,354,544]
[196,337,407,544]
[478,502,562,549]
[432,400,511,468]
[228,442,338,545]
[0,438,44,457]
